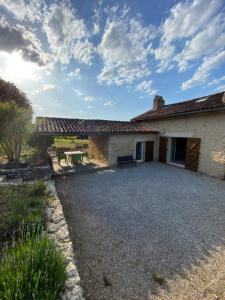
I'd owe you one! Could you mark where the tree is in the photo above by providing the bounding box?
[0,78,31,108]
[0,78,33,163]
[0,102,32,163]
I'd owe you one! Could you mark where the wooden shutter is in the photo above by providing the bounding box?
[185,138,201,171]
[159,137,168,163]
[145,141,154,162]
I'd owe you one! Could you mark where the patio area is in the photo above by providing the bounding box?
[55,163,225,300]
[51,153,108,175]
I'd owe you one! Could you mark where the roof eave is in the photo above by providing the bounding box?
[36,130,158,136]
[133,106,225,122]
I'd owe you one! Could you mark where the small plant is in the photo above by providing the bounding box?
[0,234,67,300]
[152,271,165,285]
[27,180,46,196]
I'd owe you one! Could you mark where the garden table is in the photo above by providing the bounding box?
[64,151,84,164]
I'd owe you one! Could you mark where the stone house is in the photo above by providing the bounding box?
[36,91,225,179]
[132,92,225,178]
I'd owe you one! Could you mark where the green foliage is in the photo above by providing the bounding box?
[0,78,31,109]
[54,137,89,149]
[0,182,46,242]
[0,102,33,162]
[0,235,67,300]
[0,181,67,299]
[27,180,46,196]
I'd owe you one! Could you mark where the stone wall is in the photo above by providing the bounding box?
[88,136,109,164]
[108,134,157,166]
[143,111,225,178]
[46,181,84,300]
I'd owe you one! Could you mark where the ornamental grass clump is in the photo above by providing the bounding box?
[0,234,67,300]
[0,181,67,299]
[3,181,46,241]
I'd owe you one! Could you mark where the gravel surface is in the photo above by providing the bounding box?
[55,163,225,300]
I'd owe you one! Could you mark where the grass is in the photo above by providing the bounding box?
[0,144,36,164]
[0,234,66,300]
[54,137,89,149]
[0,181,67,299]
[0,181,46,243]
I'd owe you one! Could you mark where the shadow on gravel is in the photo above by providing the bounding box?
[55,163,225,300]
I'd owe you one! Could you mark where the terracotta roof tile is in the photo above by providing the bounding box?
[133,91,225,121]
[36,117,158,135]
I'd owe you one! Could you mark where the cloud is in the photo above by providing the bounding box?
[0,0,45,23]
[176,14,225,72]
[208,75,225,86]
[74,89,83,97]
[135,80,157,96]
[33,103,44,112]
[68,68,81,79]
[155,0,224,72]
[103,100,116,106]
[98,7,155,85]
[73,40,94,65]
[0,19,48,66]
[181,50,225,90]
[215,84,225,92]
[28,83,56,96]
[84,96,95,102]
[43,2,94,65]
[43,83,56,91]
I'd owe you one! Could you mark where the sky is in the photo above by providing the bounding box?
[0,0,225,121]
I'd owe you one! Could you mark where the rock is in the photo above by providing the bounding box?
[71,285,84,299]
[48,223,56,233]
[51,211,64,224]
[65,276,80,290]
[66,290,72,299]
[66,262,77,277]
[56,225,69,241]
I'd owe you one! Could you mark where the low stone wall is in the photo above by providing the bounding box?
[0,164,51,181]
[46,181,84,300]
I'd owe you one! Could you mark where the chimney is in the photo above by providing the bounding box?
[153,95,165,110]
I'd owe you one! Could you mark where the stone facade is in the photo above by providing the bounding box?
[89,134,157,167]
[107,134,157,166]
[88,136,109,165]
[143,111,225,178]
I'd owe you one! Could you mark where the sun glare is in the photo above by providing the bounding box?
[0,52,41,83]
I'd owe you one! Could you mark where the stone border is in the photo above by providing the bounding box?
[46,181,84,300]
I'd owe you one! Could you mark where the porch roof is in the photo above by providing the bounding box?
[36,117,158,136]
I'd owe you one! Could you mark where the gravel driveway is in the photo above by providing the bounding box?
[55,163,225,300]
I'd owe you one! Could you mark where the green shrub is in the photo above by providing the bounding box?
[27,180,46,196]
[0,235,67,300]
[6,193,46,235]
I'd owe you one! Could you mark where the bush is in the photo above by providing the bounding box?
[0,234,67,300]
[6,184,46,235]
[27,180,46,196]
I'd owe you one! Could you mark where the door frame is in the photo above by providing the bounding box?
[134,139,155,162]
[135,141,145,162]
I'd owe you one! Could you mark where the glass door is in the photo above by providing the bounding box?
[136,142,143,161]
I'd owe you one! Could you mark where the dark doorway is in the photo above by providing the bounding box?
[159,137,168,163]
[171,138,187,165]
[145,141,154,162]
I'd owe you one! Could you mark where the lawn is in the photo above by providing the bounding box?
[54,136,89,149]
[0,182,67,300]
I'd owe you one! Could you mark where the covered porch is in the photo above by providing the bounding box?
[35,117,158,175]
